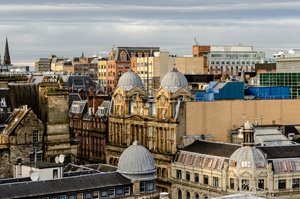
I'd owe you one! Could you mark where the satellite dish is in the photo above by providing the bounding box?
[29,170,34,175]
[30,172,39,181]
[55,156,59,164]
[59,154,65,164]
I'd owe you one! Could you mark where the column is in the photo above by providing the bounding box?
[158,128,162,151]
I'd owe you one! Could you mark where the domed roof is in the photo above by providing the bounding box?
[118,140,156,175]
[117,69,144,91]
[230,147,266,169]
[160,68,189,93]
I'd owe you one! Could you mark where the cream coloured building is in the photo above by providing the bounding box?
[133,52,204,96]
[171,121,300,199]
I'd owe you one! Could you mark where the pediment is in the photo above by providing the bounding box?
[126,87,147,97]
[227,170,236,176]
[173,87,194,99]
[240,171,252,178]
[126,114,146,121]
[257,172,267,177]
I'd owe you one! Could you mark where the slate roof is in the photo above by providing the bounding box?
[62,75,97,92]
[110,47,160,61]
[182,140,242,158]
[257,145,300,159]
[0,172,131,199]
[1,107,30,136]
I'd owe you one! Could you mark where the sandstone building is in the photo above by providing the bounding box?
[171,121,300,199]
[0,106,44,178]
[107,68,193,193]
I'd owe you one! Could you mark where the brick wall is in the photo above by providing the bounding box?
[179,99,300,142]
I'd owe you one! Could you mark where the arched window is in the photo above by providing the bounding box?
[187,192,190,199]
[178,190,182,199]
[195,194,199,199]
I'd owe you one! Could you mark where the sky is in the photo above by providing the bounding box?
[0,0,300,66]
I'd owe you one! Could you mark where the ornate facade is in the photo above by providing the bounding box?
[171,121,300,199]
[107,68,194,193]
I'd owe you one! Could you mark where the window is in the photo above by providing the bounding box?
[124,187,130,196]
[148,140,152,149]
[126,137,130,146]
[213,177,219,187]
[203,175,208,185]
[194,173,199,182]
[153,141,156,150]
[178,190,182,199]
[116,188,123,196]
[76,193,83,199]
[68,195,75,199]
[145,127,151,137]
[258,179,264,189]
[153,128,156,136]
[33,130,39,143]
[109,189,115,197]
[53,169,58,179]
[242,179,249,190]
[147,182,154,191]
[85,193,92,199]
[279,180,286,189]
[195,194,199,199]
[140,107,143,115]
[140,182,145,193]
[101,190,108,198]
[293,179,299,188]
[176,170,182,179]
[171,129,175,138]
[171,143,175,153]
[186,192,190,199]
[230,178,234,189]
[162,109,165,119]
[186,171,190,181]
[93,191,99,199]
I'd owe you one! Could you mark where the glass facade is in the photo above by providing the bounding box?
[259,73,300,99]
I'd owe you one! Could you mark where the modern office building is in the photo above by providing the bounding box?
[192,38,265,76]
[259,72,300,99]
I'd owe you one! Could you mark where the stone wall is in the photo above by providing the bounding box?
[0,149,11,178]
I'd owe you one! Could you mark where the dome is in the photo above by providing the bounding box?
[160,68,189,93]
[117,69,144,91]
[118,140,156,176]
[230,147,266,169]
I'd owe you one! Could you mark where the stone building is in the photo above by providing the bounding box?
[0,140,158,199]
[0,106,44,178]
[171,121,300,199]
[107,68,194,193]
[39,82,77,162]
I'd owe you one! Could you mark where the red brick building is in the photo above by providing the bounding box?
[69,90,111,163]
[107,47,159,94]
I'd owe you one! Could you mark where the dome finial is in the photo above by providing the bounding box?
[133,140,140,145]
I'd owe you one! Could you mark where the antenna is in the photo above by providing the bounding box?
[59,154,65,164]
[30,172,39,181]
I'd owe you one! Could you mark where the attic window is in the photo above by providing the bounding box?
[241,161,251,168]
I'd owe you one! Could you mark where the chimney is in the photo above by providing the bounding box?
[89,86,94,96]
[89,107,93,115]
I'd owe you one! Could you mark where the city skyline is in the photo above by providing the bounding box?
[0,0,300,65]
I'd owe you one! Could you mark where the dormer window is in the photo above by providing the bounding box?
[120,51,127,61]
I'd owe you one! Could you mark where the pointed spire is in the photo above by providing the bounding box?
[240,69,246,83]
[81,52,84,58]
[3,37,11,65]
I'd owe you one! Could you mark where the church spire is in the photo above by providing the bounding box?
[3,37,11,65]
